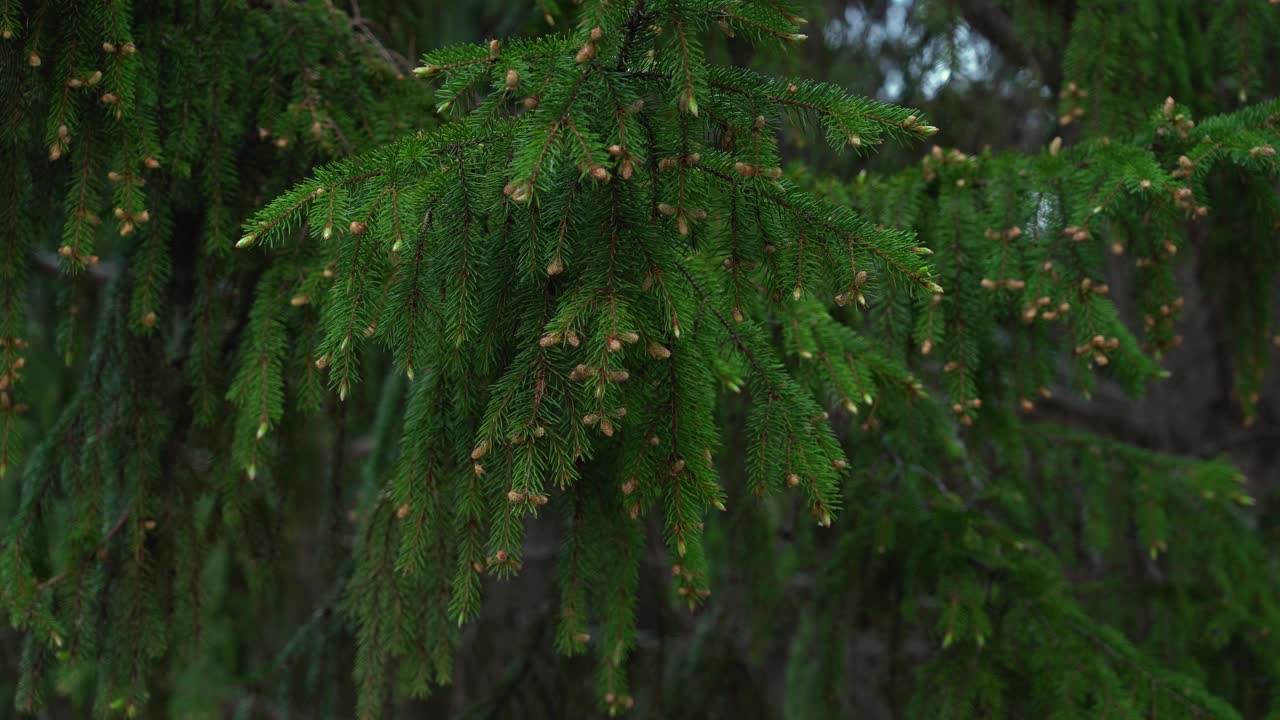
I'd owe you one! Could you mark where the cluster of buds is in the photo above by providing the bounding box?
[921,145,973,182]
[658,151,701,172]
[539,327,581,348]
[1142,296,1185,333]
[102,40,137,56]
[915,269,944,294]
[1250,145,1276,159]
[833,269,869,308]
[56,244,101,266]
[49,123,71,161]
[1057,82,1088,126]
[1168,186,1207,216]
[1061,225,1090,242]
[110,204,150,236]
[0,385,31,415]
[1021,295,1072,323]
[673,575,712,609]
[980,277,1025,291]
[606,331,639,353]
[1078,277,1111,297]
[576,26,603,64]
[1017,387,1054,413]
[811,501,833,528]
[656,201,707,236]
[732,161,783,181]
[570,363,630,384]
[1075,334,1120,366]
[505,489,550,506]
[951,398,982,426]
[503,180,533,204]
[606,142,638,180]
[256,125,291,148]
[0,337,32,393]
[65,70,103,89]
[603,692,636,715]
[902,114,939,136]
[1156,96,1195,139]
[582,406,626,436]
[985,226,1022,242]
[1172,153,1197,179]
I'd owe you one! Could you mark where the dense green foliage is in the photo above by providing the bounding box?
[2,1,1279,719]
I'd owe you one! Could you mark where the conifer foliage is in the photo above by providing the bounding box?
[233,1,942,713]
[3,0,1280,718]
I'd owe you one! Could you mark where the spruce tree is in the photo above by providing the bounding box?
[2,1,1280,719]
